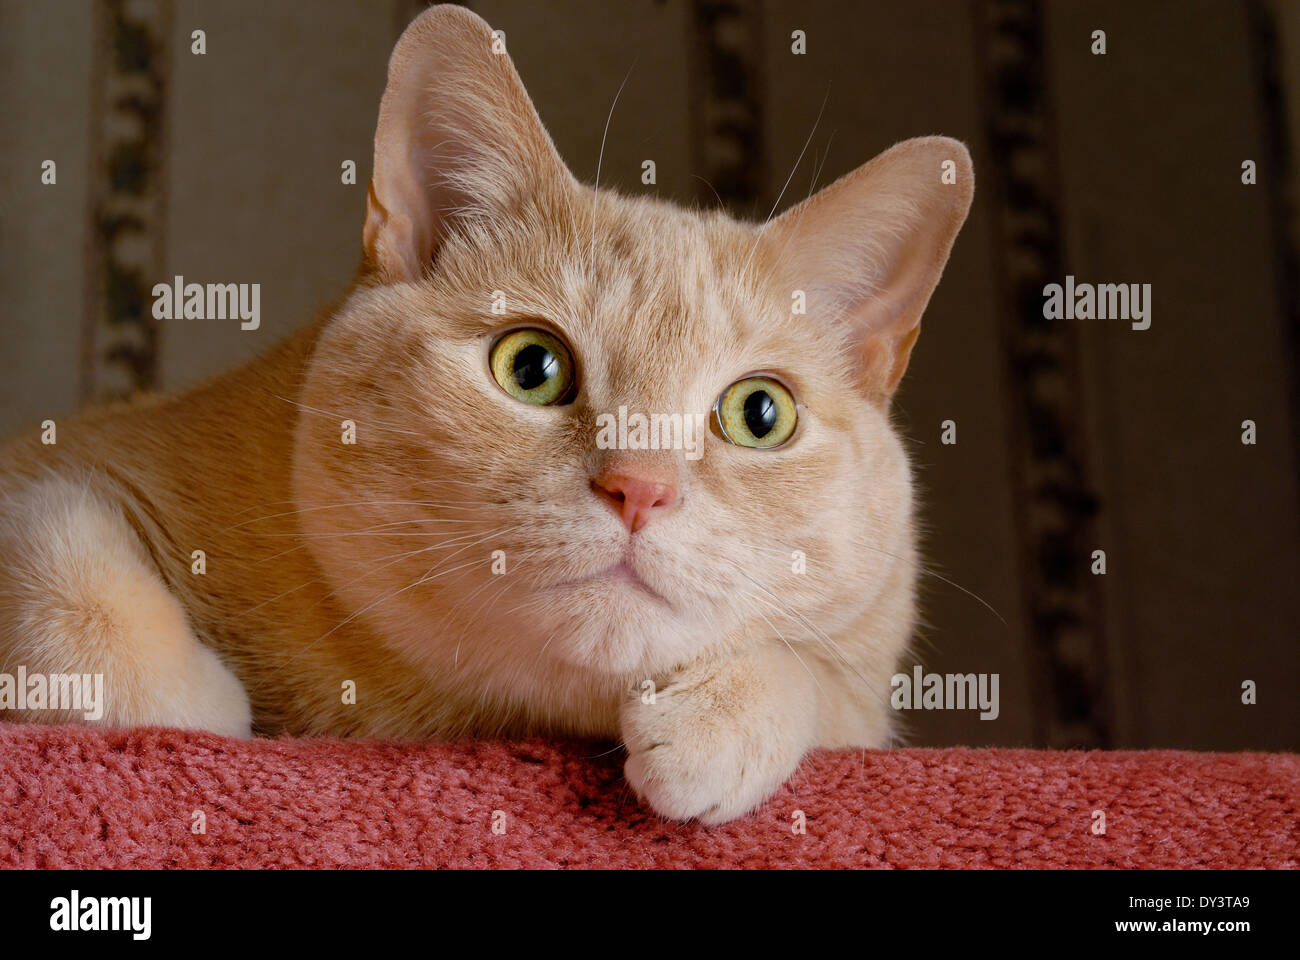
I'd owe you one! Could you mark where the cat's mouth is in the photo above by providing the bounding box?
[550,561,669,605]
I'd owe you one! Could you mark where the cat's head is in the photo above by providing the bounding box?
[293,6,972,697]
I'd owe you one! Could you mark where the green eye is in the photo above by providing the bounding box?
[714,376,797,448]
[489,328,576,405]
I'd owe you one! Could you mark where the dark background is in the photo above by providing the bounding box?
[2,0,1297,750]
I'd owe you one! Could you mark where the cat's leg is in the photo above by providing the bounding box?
[0,474,251,735]
[621,641,879,824]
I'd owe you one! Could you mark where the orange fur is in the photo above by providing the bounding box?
[0,5,972,822]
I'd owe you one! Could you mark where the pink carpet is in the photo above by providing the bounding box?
[1,724,1296,868]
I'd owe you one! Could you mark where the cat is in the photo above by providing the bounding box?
[0,5,972,824]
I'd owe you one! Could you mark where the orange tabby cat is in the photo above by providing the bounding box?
[0,6,972,823]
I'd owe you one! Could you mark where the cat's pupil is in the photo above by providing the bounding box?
[513,343,557,390]
[743,390,777,438]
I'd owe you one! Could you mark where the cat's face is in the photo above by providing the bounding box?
[296,183,914,680]
[291,7,970,695]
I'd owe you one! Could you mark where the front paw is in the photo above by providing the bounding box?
[620,671,808,825]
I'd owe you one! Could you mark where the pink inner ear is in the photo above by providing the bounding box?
[762,138,974,401]
[869,324,923,399]
[364,180,425,282]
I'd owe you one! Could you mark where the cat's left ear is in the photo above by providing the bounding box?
[361,5,573,283]
[762,137,974,402]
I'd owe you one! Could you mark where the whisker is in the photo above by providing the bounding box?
[279,524,513,662]
[849,537,1008,627]
[590,61,636,273]
[747,596,831,707]
[739,84,831,278]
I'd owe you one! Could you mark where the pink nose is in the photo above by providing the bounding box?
[591,472,679,533]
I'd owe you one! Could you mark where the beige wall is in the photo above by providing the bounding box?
[0,0,96,430]
[1049,0,1300,748]
[163,0,393,386]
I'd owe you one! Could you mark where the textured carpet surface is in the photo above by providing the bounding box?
[1,724,1296,868]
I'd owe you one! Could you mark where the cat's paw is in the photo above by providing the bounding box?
[619,663,811,825]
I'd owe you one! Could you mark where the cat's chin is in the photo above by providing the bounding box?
[524,581,701,677]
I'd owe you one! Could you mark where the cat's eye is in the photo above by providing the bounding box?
[713,376,797,449]
[489,328,577,406]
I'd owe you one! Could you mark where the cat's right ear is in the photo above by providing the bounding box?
[361,5,573,283]
[761,137,974,404]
